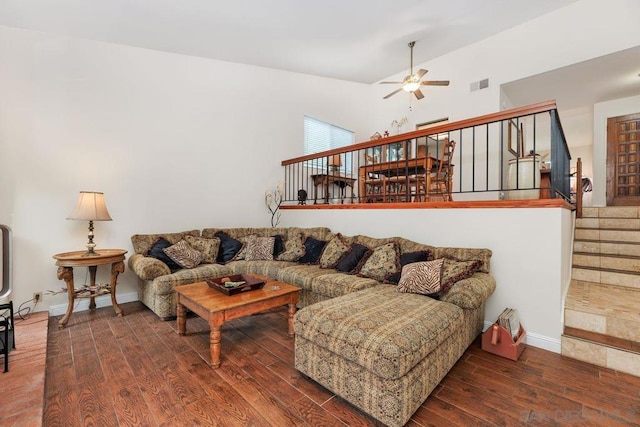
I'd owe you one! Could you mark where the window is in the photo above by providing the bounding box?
[303,116,354,173]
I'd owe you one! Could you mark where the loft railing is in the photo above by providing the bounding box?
[280,100,571,206]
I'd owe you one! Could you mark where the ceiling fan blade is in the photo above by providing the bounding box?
[415,69,428,79]
[414,89,424,100]
[421,80,450,86]
[383,88,403,99]
[379,81,403,84]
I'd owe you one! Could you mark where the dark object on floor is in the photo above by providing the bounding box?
[0,301,15,372]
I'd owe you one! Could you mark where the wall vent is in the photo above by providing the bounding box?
[470,78,490,92]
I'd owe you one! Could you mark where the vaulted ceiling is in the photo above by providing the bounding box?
[0,0,578,83]
[2,0,638,111]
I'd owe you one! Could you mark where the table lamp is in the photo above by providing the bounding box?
[67,191,112,256]
[329,154,342,173]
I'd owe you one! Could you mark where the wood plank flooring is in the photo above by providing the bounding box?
[0,310,48,427]
[33,301,640,426]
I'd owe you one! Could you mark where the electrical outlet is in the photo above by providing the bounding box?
[33,291,43,302]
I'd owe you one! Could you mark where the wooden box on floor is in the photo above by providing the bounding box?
[481,323,526,361]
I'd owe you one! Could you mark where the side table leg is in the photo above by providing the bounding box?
[287,301,296,338]
[57,266,75,328]
[110,261,125,317]
[88,265,97,310]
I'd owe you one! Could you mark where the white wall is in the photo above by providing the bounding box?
[281,207,571,352]
[0,25,371,311]
[592,94,640,206]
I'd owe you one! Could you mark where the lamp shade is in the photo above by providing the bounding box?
[67,191,112,221]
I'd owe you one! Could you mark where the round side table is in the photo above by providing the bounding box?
[53,249,127,328]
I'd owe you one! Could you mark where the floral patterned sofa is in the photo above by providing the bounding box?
[129,226,495,426]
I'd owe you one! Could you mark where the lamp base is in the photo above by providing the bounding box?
[81,250,101,257]
[81,241,100,257]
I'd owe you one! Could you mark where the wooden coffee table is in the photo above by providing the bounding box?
[174,275,300,369]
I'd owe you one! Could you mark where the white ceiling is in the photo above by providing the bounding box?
[503,45,640,111]
[0,0,579,84]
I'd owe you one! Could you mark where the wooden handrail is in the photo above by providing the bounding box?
[576,157,583,218]
[282,100,558,166]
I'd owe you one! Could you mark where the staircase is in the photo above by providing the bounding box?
[562,206,640,376]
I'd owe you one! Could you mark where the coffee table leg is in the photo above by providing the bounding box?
[209,314,224,369]
[177,298,186,335]
[287,302,296,338]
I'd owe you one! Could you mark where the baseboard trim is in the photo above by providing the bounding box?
[48,292,138,316]
[483,321,561,354]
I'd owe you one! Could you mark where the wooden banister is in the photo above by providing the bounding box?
[576,157,583,218]
[282,100,558,166]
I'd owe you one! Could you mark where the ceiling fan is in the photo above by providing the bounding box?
[380,41,450,100]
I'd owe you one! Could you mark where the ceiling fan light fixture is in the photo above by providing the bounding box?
[402,81,420,92]
[381,41,449,100]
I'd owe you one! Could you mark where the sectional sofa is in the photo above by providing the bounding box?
[128,226,495,426]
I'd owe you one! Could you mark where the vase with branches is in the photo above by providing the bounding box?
[390,116,408,134]
[265,182,285,227]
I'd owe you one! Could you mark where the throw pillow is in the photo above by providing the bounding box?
[385,250,434,284]
[272,234,285,257]
[440,258,484,295]
[335,243,370,273]
[357,242,400,282]
[146,237,183,271]
[276,233,305,261]
[184,235,220,264]
[214,231,244,264]
[245,236,275,261]
[396,259,444,295]
[231,236,251,261]
[297,236,328,264]
[319,234,351,269]
[163,240,204,269]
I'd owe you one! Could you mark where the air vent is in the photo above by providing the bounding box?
[470,78,489,92]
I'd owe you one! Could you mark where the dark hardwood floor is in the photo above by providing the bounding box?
[42,301,640,426]
[0,310,47,426]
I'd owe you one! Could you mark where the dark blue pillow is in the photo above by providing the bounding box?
[335,243,369,273]
[385,250,433,284]
[273,235,285,257]
[214,231,244,263]
[147,237,182,271]
[297,237,327,264]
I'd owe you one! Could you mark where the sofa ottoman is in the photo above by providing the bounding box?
[294,284,474,427]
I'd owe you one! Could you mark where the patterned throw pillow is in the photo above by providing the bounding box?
[396,259,444,295]
[146,237,183,270]
[276,233,305,262]
[385,250,434,284]
[163,240,203,269]
[335,243,370,273]
[230,236,251,261]
[319,234,351,269]
[357,242,400,282]
[440,258,484,295]
[184,236,220,264]
[245,236,275,261]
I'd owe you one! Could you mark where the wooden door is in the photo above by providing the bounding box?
[607,113,640,206]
